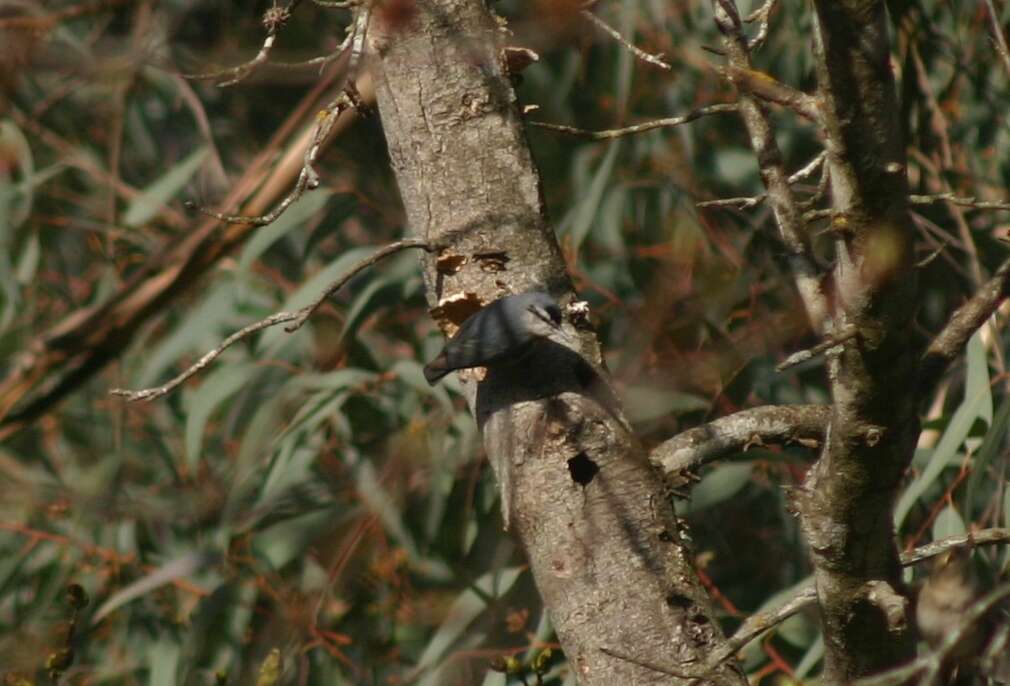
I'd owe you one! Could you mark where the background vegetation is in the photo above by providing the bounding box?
[1,0,1009,683]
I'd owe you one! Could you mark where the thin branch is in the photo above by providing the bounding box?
[187,8,370,227]
[901,528,1010,566]
[909,192,1010,212]
[705,585,818,670]
[776,324,858,371]
[744,0,778,50]
[919,256,1010,396]
[284,238,433,333]
[984,0,1010,79]
[529,103,737,140]
[184,2,297,86]
[649,404,830,477]
[855,584,1010,686]
[695,195,764,210]
[110,239,434,402]
[269,40,352,70]
[697,151,826,210]
[580,9,671,71]
[709,0,829,332]
[724,65,820,121]
[186,4,370,227]
[700,529,1010,677]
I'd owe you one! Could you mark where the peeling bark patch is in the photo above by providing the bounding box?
[430,291,482,331]
[665,593,693,610]
[474,250,510,272]
[436,252,467,275]
[567,452,599,486]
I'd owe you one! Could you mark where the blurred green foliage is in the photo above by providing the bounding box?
[1,0,1008,683]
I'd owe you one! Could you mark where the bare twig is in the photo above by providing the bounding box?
[700,529,1010,677]
[110,238,434,402]
[580,9,671,71]
[909,193,1010,212]
[530,103,737,140]
[776,324,858,371]
[697,151,826,210]
[902,528,1010,565]
[744,0,778,50]
[984,0,1010,79]
[185,5,370,226]
[705,585,818,669]
[695,195,764,210]
[650,404,830,477]
[284,238,433,332]
[855,584,1010,686]
[184,2,297,86]
[919,256,1010,396]
[709,0,829,332]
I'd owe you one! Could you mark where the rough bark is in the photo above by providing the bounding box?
[369,1,743,683]
[797,1,920,680]
[650,404,830,477]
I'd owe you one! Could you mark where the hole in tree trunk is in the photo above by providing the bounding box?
[567,452,599,486]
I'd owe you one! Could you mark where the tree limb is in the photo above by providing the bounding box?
[797,1,920,678]
[919,257,1010,397]
[650,405,830,478]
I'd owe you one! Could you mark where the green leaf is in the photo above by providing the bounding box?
[559,141,622,253]
[238,190,333,278]
[684,463,753,513]
[932,505,966,542]
[415,566,524,677]
[965,395,1010,511]
[623,385,708,422]
[147,638,181,686]
[123,146,209,227]
[257,247,376,351]
[793,634,824,679]
[895,334,992,530]
[184,362,257,469]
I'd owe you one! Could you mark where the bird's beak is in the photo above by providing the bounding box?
[528,305,561,329]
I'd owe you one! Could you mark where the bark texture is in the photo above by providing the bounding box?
[798,1,920,680]
[369,1,743,683]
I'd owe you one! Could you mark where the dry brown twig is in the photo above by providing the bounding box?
[708,0,828,331]
[187,5,370,230]
[697,150,826,210]
[580,7,671,71]
[530,103,737,140]
[744,0,778,50]
[184,1,297,86]
[909,193,1010,212]
[776,325,859,372]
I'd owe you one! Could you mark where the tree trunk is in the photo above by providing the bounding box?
[798,1,919,680]
[369,2,744,683]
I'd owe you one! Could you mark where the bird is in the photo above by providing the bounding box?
[423,291,565,385]
[916,547,986,683]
